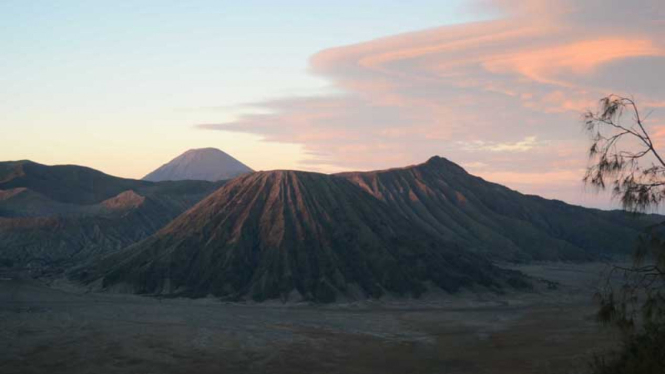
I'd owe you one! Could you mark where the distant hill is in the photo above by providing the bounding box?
[0,160,148,205]
[0,160,223,269]
[76,170,528,302]
[142,148,253,182]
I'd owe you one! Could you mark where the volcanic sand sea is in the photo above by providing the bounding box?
[0,263,620,374]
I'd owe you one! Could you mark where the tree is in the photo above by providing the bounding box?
[583,94,665,373]
[584,95,665,212]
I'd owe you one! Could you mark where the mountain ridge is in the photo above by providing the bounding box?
[0,161,224,268]
[337,156,653,261]
[0,160,151,205]
[74,156,657,302]
[2,155,658,302]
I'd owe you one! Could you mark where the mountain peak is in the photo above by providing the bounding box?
[182,147,226,155]
[143,148,253,182]
[425,155,446,164]
[423,155,466,172]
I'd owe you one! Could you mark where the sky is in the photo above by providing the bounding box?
[2,0,664,209]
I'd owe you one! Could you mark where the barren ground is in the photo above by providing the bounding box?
[0,263,621,374]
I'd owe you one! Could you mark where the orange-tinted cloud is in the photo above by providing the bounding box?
[483,39,664,87]
[201,0,665,208]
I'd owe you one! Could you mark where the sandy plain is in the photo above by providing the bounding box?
[0,263,621,374]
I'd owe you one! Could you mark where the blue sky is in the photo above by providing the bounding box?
[2,0,485,107]
[1,1,489,178]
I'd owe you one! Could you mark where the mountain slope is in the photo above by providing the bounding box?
[143,148,253,182]
[338,156,655,262]
[77,171,527,302]
[0,160,149,205]
[0,161,224,269]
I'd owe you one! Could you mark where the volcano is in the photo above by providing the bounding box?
[142,148,253,182]
[79,170,526,302]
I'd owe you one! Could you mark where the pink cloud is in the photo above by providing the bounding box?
[200,0,665,208]
[483,39,664,87]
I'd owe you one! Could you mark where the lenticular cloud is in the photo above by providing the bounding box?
[200,0,665,207]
